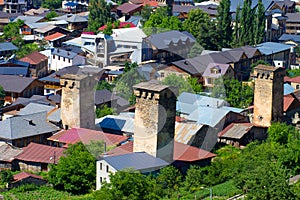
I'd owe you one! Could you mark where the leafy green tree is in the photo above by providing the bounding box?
[95,80,114,91]
[16,43,40,59]
[187,77,203,93]
[94,169,161,200]
[187,42,204,58]
[254,0,265,45]
[0,85,5,108]
[0,170,13,185]
[268,122,298,145]
[87,0,112,32]
[3,19,24,48]
[162,74,193,94]
[232,5,241,47]
[211,77,253,108]
[157,166,182,196]
[103,21,113,35]
[141,5,153,25]
[48,142,96,194]
[114,62,145,102]
[95,104,115,118]
[85,140,115,158]
[184,165,206,191]
[143,7,182,35]
[240,0,253,45]
[216,0,233,48]
[42,0,62,10]
[183,9,218,50]
[45,11,59,21]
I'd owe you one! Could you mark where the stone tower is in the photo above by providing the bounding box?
[253,65,285,127]
[133,81,177,163]
[60,74,96,130]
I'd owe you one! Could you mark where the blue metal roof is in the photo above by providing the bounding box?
[102,152,169,171]
[64,2,78,6]
[39,76,60,83]
[187,107,231,127]
[284,83,294,95]
[279,34,300,43]
[0,42,18,52]
[0,67,28,76]
[256,42,292,55]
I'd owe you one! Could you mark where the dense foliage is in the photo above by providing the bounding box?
[48,142,96,194]
[42,0,62,10]
[143,7,182,35]
[162,74,203,94]
[216,0,233,48]
[87,0,112,32]
[211,77,253,108]
[45,11,59,21]
[95,104,115,118]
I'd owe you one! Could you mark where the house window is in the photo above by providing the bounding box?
[100,163,102,170]
[161,72,165,78]
[207,78,212,84]
[58,56,60,60]
[296,85,300,90]
[68,59,71,63]
[106,165,109,172]
[53,55,55,59]
[100,177,103,183]
[63,57,65,62]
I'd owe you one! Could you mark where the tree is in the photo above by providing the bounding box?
[42,0,62,10]
[240,0,253,45]
[95,104,115,118]
[143,7,182,35]
[184,165,206,191]
[85,140,116,158]
[3,19,24,48]
[254,0,265,45]
[216,0,233,48]
[94,169,161,200]
[141,5,153,25]
[211,77,254,108]
[0,170,13,185]
[232,5,241,47]
[162,74,193,94]
[48,142,96,194]
[95,80,114,91]
[16,43,40,59]
[183,9,218,50]
[0,85,5,108]
[187,42,204,58]
[45,11,59,21]
[87,0,112,32]
[268,122,298,145]
[157,166,182,196]
[187,77,203,93]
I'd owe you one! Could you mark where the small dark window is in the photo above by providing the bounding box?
[106,165,109,172]
[100,163,102,170]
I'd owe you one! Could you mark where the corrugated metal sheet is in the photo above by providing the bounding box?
[175,122,204,144]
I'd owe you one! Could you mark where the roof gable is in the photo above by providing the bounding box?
[19,51,48,65]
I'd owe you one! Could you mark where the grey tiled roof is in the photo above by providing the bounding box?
[17,103,55,116]
[286,13,300,22]
[146,30,196,50]
[0,112,59,140]
[14,16,44,23]
[0,75,37,93]
[102,152,169,171]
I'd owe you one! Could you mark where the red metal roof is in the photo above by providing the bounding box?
[105,140,216,162]
[44,32,66,41]
[48,127,128,146]
[13,171,43,181]
[286,76,300,83]
[15,143,65,164]
[19,51,48,65]
[99,22,136,31]
[284,93,299,112]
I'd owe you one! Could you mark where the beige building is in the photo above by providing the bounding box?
[60,74,97,130]
[133,81,178,163]
[253,65,285,127]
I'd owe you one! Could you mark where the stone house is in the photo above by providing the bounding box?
[0,75,44,104]
[19,51,48,78]
[14,142,65,172]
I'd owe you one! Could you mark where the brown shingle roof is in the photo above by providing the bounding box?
[13,172,43,181]
[117,3,142,14]
[19,51,48,65]
[15,143,65,164]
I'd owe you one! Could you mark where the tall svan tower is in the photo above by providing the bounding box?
[253,65,285,127]
[60,74,96,130]
[133,81,177,163]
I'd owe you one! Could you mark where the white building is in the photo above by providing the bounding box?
[96,152,168,190]
[81,27,146,67]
